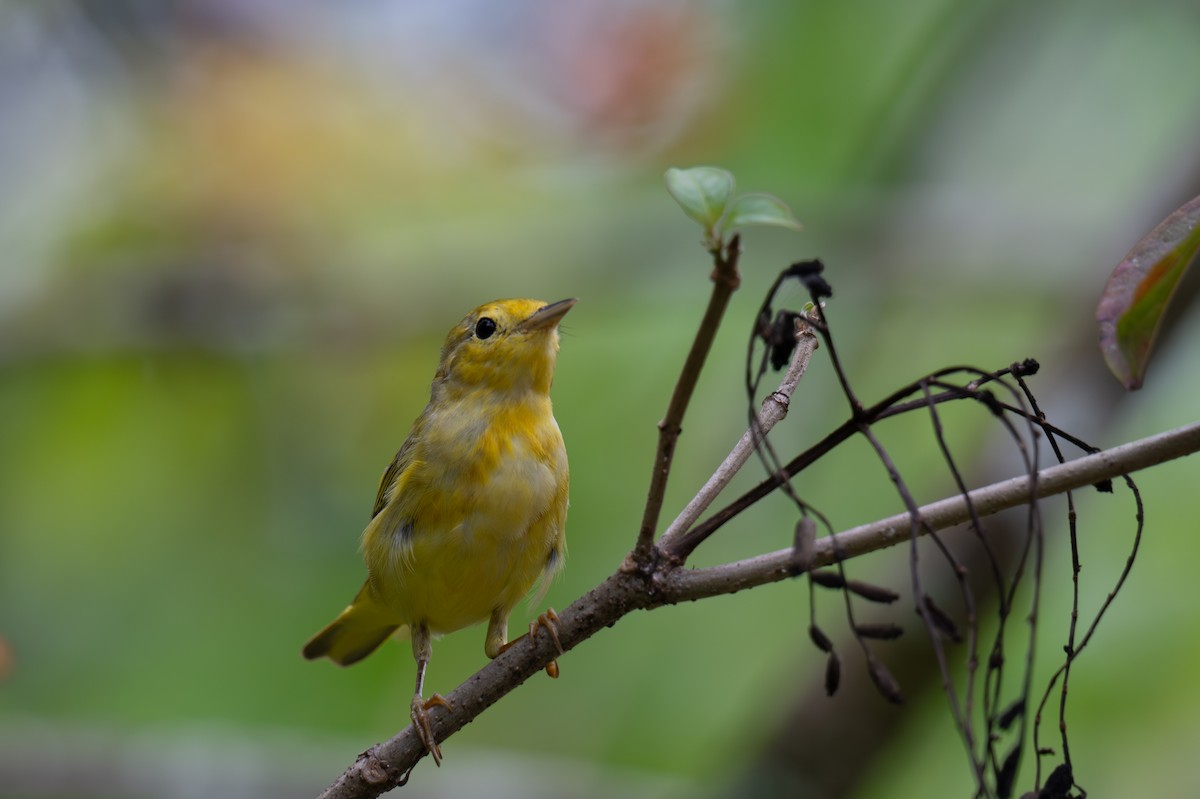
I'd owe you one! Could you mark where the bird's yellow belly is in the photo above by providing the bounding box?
[387,527,546,634]
[364,436,563,635]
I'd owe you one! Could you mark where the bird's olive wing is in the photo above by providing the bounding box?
[371,433,418,519]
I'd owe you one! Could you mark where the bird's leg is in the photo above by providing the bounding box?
[484,608,510,659]
[410,624,451,766]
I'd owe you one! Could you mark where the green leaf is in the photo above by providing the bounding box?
[1097,193,1200,390]
[664,166,735,230]
[723,192,803,233]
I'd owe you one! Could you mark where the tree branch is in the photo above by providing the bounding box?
[316,419,1200,799]
[658,323,819,552]
[658,419,1200,602]
[632,235,742,566]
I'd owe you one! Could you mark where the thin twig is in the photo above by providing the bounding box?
[658,325,818,552]
[631,235,743,567]
[920,382,985,787]
[666,365,1098,562]
[658,421,1200,603]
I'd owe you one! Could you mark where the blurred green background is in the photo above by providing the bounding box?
[2,1,1199,797]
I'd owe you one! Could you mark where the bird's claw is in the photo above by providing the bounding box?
[531,608,563,678]
[410,693,453,766]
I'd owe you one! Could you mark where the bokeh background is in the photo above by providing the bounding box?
[2,1,1199,797]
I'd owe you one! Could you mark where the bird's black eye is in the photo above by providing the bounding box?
[475,317,497,339]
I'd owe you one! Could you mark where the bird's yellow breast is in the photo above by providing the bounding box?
[361,392,568,635]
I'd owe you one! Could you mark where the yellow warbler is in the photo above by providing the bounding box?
[303,298,575,763]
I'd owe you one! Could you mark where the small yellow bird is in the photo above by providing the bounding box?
[303,298,575,763]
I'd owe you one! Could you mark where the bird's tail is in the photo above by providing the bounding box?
[302,583,401,666]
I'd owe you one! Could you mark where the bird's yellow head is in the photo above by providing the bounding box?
[433,298,576,397]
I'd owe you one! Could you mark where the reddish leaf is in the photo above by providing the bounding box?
[1097,193,1200,389]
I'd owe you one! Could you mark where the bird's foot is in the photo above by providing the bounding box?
[530,608,563,678]
[410,693,453,766]
[495,609,563,677]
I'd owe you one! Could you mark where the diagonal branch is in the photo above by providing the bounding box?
[658,323,819,553]
[659,420,1200,602]
[631,235,743,566]
[315,419,1200,799]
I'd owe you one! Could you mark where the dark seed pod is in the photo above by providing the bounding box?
[808,624,833,653]
[996,746,1020,799]
[845,579,900,604]
[791,260,832,300]
[792,517,817,571]
[854,623,904,640]
[1041,763,1074,798]
[770,311,805,371]
[809,570,845,589]
[786,259,824,280]
[921,594,963,643]
[866,654,903,704]
[755,307,774,342]
[997,699,1024,730]
[824,651,841,696]
[806,275,833,300]
[783,260,832,299]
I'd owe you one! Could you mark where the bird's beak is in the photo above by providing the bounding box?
[519,298,577,332]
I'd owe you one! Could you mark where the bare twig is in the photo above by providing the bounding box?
[665,362,1056,561]
[658,421,1198,602]
[631,235,743,567]
[315,420,1200,799]
[658,324,818,552]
